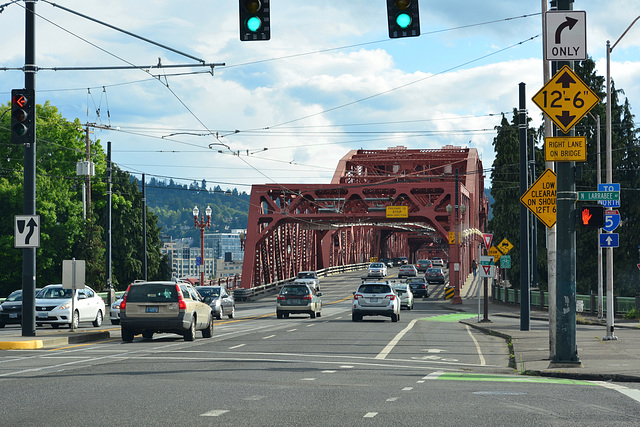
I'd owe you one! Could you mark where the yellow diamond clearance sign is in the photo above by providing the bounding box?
[520,168,557,228]
[532,65,599,134]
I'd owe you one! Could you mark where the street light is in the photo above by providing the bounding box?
[193,205,212,286]
[604,15,639,340]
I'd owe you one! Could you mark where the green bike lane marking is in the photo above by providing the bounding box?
[429,372,592,385]
[421,313,478,322]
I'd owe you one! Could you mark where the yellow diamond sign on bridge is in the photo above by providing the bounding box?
[532,65,600,134]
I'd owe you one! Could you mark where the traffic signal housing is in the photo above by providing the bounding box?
[579,205,605,228]
[386,0,420,38]
[239,0,270,41]
[11,89,35,144]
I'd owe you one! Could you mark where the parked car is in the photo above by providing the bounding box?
[36,284,105,329]
[406,277,429,298]
[425,267,446,285]
[0,289,42,327]
[416,259,432,272]
[431,257,445,267]
[393,283,414,310]
[196,285,235,320]
[119,281,214,342]
[276,283,322,319]
[110,294,125,325]
[367,262,388,278]
[352,281,400,322]
[294,271,320,290]
[397,264,418,278]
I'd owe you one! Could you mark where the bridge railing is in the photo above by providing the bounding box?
[234,262,369,301]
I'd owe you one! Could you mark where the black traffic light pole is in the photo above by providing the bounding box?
[22,0,37,337]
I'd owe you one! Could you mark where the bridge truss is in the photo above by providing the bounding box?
[240,146,488,294]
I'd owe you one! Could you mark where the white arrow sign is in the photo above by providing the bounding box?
[544,11,587,61]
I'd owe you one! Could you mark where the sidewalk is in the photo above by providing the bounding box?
[456,272,640,382]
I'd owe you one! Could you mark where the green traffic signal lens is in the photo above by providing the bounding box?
[396,13,412,28]
[246,16,262,32]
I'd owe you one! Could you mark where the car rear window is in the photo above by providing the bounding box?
[127,284,179,302]
[197,288,220,298]
[281,285,310,296]
[359,284,392,294]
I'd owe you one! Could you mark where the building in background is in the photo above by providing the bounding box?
[162,230,245,281]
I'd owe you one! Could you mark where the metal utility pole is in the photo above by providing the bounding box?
[85,126,92,217]
[106,141,114,306]
[551,0,580,366]
[142,174,148,281]
[21,0,37,337]
[519,83,530,331]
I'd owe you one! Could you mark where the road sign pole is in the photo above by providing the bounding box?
[21,0,37,338]
[519,83,530,331]
[550,0,580,367]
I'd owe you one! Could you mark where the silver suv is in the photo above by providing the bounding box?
[119,281,214,342]
[352,281,400,322]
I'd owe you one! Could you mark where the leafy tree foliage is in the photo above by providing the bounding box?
[0,101,169,296]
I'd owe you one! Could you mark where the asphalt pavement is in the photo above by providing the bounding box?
[3,273,640,383]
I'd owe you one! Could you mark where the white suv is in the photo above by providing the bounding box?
[352,281,400,322]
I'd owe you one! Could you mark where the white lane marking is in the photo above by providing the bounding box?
[263,335,276,339]
[402,387,413,391]
[375,318,418,359]
[287,329,297,332]
[424,371,446,380]
[306,324,315,327]
[341,365,354,368]
[386,397,398,402]
[364,412,378,418]
[465,325,486,366]
[322,370,337,373]
[243,395,265,401]
[594,381,640,404]
[417,380,425,383]
[301,378,316,381]
[228,344,245,349]
[200,410,229,417]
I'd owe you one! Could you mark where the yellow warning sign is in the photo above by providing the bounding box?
[487,246,502,263]
[449,231,456,244]
[532,65,600,134]
[386,206,408,218]
[520,168,557,228]
[544,136,587,162]
[497,238,514,255]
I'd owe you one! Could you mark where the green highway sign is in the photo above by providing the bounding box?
[577,191,619,201]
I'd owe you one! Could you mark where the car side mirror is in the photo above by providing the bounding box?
[317,292,323,297]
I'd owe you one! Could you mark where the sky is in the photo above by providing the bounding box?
[2,0,639,192]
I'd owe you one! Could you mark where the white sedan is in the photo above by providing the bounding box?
[36,284,106,329]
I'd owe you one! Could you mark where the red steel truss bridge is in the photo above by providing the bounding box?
[240,146,489,296]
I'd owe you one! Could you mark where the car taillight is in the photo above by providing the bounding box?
[354,293,363,300]
[385,294,396,300]
[176,284,187,310]
[277,295,286,300]
[120,285,131,310]
[302,295,312,300]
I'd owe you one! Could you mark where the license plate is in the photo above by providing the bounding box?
[37,312,48,318]
[9,313,18,318]
[146,306,158,313]
[370,298,378,303]
[289,299,301,304]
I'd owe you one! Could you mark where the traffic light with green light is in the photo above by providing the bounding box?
[239,0,270,41]
[579,205,605,228]
[11,89,35,144]
[386,0,420,38]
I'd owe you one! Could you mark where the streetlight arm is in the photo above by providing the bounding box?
[611,15,640,51]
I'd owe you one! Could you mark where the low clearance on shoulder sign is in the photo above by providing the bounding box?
[520,169,557,228]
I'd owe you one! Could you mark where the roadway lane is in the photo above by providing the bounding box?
[1,270,640,425]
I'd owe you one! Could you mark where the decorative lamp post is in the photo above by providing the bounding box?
[193,205,212,286]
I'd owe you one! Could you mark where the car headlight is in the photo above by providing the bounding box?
[57,302,71,311]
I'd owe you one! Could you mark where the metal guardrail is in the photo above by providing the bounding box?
[492,284,640,317]
[233,262,369,301]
